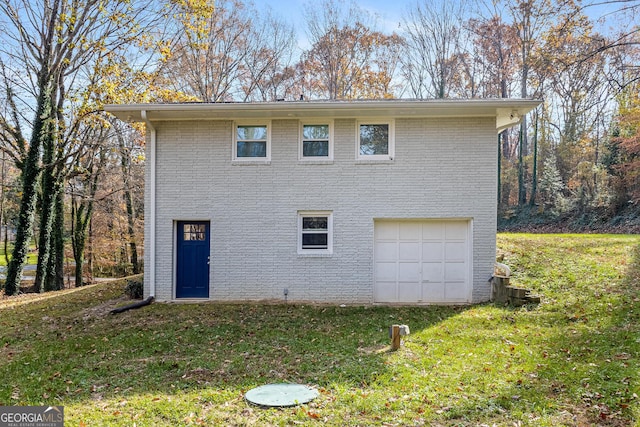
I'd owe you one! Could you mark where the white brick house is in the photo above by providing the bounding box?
[105,100,538,304]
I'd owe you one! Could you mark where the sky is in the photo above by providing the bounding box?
[254,0,408,45]
[252,0,632,48]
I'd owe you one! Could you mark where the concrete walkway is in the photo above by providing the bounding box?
[0,264,129,284]
[0,264,37,280]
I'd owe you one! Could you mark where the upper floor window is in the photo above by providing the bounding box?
[234,123,270,160]
[300,122,333,160]
[357,120,394,160]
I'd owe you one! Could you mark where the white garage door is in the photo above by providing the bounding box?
[374,220,471,303]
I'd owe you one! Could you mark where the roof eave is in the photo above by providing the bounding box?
[104,99,540,131]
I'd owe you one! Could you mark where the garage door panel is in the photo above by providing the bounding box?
[445,281,469,300]
[398,262,420,281]
[375,220,470,303]
[376,242,397,261]
[375,222,397,239]
[374,282,397,301]
[422,262,442,282]
[445,261,466,281]
[422,242,443,261]
[398,283,421,302]
[375,262,397,281]
[399,242,420,260]
[445,242,467,260]
[445,222,467,239]
[422,222,443,238]
[422,282,445,301]
[399,223,422,239]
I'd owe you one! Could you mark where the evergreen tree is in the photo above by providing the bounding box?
[539,152,568,215]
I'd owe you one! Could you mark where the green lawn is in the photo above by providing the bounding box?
[0,244,38,267]
[0,234,638,426]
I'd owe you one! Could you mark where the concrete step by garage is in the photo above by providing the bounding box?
[506,285,541,306]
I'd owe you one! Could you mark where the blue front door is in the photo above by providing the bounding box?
[176,221,210,298]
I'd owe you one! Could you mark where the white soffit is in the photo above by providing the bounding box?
[104,99,540,131]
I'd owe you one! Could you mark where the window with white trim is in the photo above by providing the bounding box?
[357,120,394,160]
[300,122,333,160]
[234,123,270,160]
[298,211,333,254]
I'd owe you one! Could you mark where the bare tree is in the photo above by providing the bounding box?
[69,125,108,286]
[466,9,520,207]
[577,0,640,90]
[239,12,298,101]
[535,13,615,209]
[115,120,142,275]
[0,0,153,294]
[505,0,559,205]
[467,15,519,99]
[401,0,468,99]
[162,0,297,102]
[301,0,402,99]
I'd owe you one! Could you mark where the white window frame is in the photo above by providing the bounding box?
[299,121,334,161]
[297,211,333,255]
[233,121,271,162]
[356,119,395,161]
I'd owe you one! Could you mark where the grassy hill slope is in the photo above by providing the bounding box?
[0,234,638,426]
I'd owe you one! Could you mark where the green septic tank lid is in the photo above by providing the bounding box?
[245,383,319,407]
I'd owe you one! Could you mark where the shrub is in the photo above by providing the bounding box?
[124,279,143,299]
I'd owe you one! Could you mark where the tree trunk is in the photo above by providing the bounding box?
[3,0,63,296]
[73,223,86,286]
[118,132,140,274]
[123,190,139,271]
[518,123,527,206]
[517,9,530,206]
[4,87,52,295]
[0,151,6,265]
[3,228,8,266]
[73,201,94,286]
[44,222,57,291]
[88,217,94,280]
[529,109,539,207]
[71,161,101,287]
[50,184,65,290]
[35,144,57,292]
[72,200,87,286]
[520,18,529,157]
[36,170,64,292]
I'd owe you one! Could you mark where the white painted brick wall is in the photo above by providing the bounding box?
[145,116,498,303]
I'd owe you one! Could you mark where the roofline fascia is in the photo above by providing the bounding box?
[104,99,541,132]
[105,99,541,120]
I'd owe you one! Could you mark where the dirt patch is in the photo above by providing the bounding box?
[79,295,130,319]
[0,281,91,304]
[550,404,632,427]
[0,282,37,299]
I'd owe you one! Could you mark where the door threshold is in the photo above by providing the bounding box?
[172,298,210,303]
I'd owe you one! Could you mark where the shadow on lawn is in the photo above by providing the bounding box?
[5,238,637,425]
[0,289,466,407]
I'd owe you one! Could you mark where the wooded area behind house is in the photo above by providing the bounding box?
[0,0,638,294]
